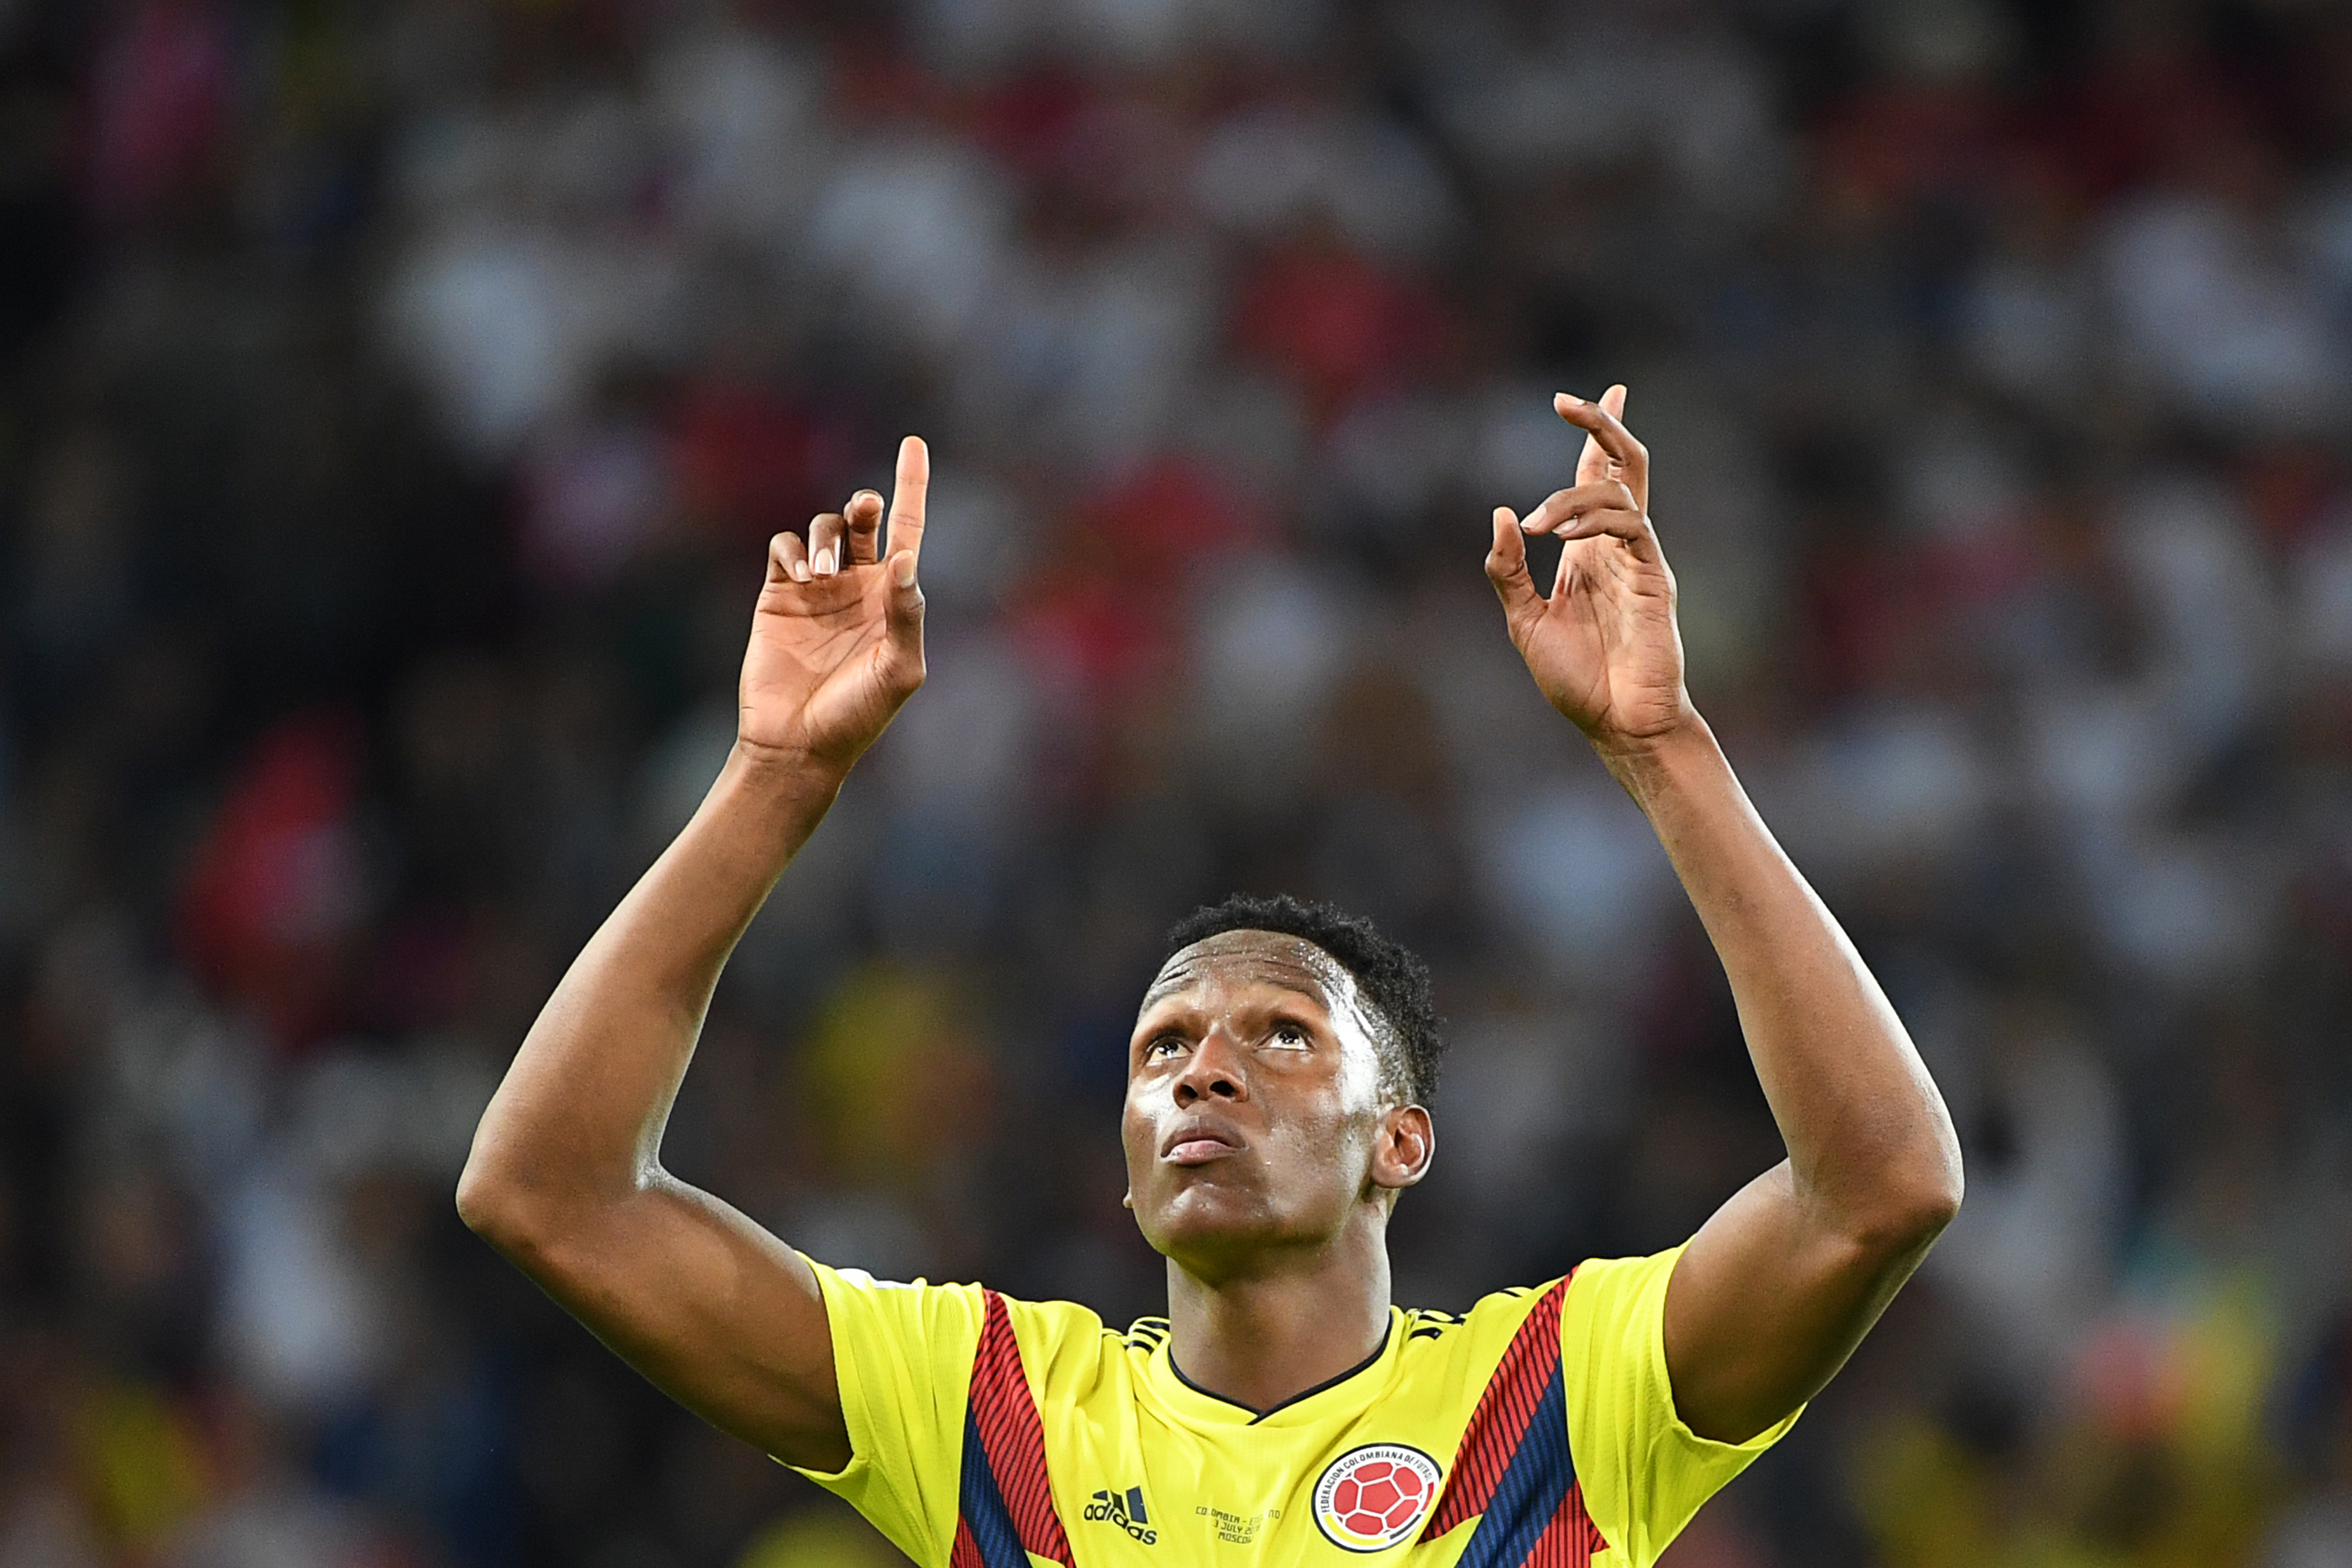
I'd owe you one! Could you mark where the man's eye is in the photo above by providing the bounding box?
[1271,1024,1310,1047]
[1146,1036,1186,1059]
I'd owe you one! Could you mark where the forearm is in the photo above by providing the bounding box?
[1494,390,1953,1439]
[459,742,845,1233]
[1599,716,1961,1236]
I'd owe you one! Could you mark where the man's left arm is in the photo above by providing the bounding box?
[1488,388,1963,1445]
[1604,716,1961,1444]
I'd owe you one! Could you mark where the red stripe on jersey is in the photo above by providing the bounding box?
[1426,1273,1576,1539]
[948,1517,981,1568]
[1531,1481,1609,1566]
[965,1289,1074,1566]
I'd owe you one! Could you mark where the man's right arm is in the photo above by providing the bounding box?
[457,439,932,1473]
[458,744,854,1469]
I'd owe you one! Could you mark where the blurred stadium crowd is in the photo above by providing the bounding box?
[3,0,2352,1565]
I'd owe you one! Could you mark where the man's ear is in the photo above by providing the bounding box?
[1370,1105,1434,1191]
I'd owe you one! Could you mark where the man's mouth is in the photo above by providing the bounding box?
[1160,1120,1242,1166]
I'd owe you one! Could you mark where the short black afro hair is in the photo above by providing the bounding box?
[1162,894,1443,1107]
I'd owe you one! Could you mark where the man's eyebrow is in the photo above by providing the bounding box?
[1140,958,1210,1005]
[1139,975,1189,1008]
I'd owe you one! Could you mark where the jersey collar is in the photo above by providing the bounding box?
[1146,1308,1404,1429]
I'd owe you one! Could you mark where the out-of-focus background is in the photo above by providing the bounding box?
[3,0,2351,1565]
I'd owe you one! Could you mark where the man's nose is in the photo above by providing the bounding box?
[1173,1027,1247,1106]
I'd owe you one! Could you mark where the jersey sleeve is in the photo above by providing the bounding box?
[1559,1248,1801,1566]
[781,1256,986,1568]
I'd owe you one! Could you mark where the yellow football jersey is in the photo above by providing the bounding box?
[785,1245,1794,1567]
[780,1251,1788,1568]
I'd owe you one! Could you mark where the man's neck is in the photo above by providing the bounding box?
[1162,1223,1393,1414]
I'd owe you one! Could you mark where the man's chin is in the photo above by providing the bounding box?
[1137,1186,1293,1270]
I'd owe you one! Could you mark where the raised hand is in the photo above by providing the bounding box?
[738,435,930,772]
[1484,386,1693,750]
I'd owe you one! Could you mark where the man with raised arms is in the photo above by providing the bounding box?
[458,388,1963,1566]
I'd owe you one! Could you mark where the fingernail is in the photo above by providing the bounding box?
[814,548,834,574]
[792,561,811,582]
[892,553,916,587]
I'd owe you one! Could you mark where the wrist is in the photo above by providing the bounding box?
[1590,710,1719,805]
[721,737,853,815]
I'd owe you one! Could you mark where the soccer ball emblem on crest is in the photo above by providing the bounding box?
[1312,1444,1443,1551]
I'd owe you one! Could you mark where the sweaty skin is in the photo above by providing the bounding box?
[456,394,1961,1484]
[1121,931,1433,1413]
[1488,387,1961,1441]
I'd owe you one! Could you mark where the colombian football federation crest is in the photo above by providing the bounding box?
[1311,1444,1442,1551]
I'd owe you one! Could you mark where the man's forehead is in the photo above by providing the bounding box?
[1142,929,1350,1008]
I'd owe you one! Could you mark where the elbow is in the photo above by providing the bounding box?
[455,1155,543,1260]
[1904,1170,1964,1243]
[1924,1126,1966,1231]
[456,1146,639,1275]
[454,1159,505,1239]
[1868,1151,1964,1257]
[1828,1138,1961,1265]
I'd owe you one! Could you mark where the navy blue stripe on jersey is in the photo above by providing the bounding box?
[950,1291,1074,1568]
[1450,1361,1579,1566]
[1424,1273,1606,1566]
[953,1410,1029,1568]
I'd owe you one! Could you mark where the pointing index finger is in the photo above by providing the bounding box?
[887,435,930,565]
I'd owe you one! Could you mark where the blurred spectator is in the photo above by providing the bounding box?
[4,3,2352,1565]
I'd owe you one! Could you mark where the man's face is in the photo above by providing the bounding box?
[1121,930,1432,1282]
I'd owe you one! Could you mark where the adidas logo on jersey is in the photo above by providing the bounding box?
[1084,1485,1158,1544]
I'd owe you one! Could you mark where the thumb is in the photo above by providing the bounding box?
[1485,506,1541,629]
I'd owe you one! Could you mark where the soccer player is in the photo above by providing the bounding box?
[458,390,1963,1566]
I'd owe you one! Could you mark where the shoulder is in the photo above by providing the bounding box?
[1394,1261,1667,1388]
[808,1263,1110,1338]
[1452,1277,1573,1352]
[998,1290,1111,1352]
[806,1264,1129,1395]
[806,1260,987,1319]
[1389,1281,1567,1400]
[801,1261,991,1381]
[995,1293,1145,1402]
[1557,1251,1682,1345]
